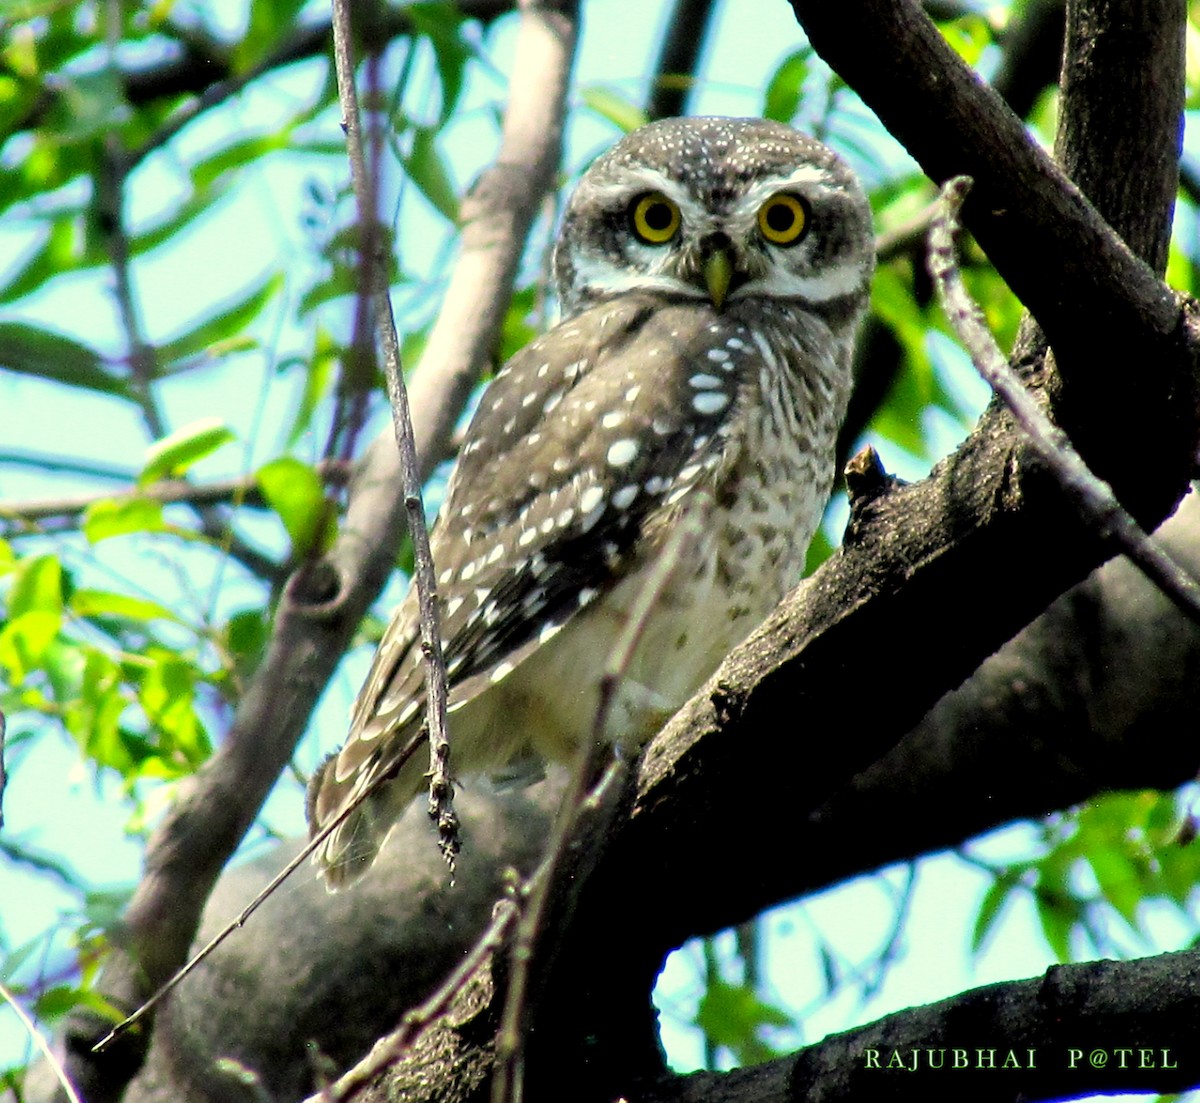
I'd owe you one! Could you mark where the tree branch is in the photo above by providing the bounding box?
[789,0,1192,513]
[640,951,1200,1103]
[0,462,348,530]
[645,0,719,121]
[929,176,1200,626]
[85,490,1200,1102]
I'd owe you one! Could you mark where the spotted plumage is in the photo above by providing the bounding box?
[307,116,875,886]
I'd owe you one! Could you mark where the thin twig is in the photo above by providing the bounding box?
[491,514,699,1103]
[0,979,84,1103]
[0,463,351,527]
[329,0,458,870]
[928,175,1200,627]
[92,728,428,1054]
[0,449,134,481]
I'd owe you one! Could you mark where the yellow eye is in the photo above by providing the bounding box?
[630,192,681,244]
[757,193,809,246]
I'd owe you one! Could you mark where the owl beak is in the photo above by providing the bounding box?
[703,248,734,311]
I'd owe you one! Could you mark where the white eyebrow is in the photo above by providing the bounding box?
[731,163,841,218]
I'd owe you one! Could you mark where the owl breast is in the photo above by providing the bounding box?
[456,298,853,763]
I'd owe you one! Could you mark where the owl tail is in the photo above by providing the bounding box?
[305,749,427,890]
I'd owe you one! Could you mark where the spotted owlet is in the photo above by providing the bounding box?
[307,116,875,886]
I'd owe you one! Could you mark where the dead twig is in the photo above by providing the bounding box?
[329,0,458,870]
[928,175,1200,627]
[0,979,84,1103]
[92,728,428,1053]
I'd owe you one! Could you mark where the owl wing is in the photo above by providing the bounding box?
[310,296,760,841]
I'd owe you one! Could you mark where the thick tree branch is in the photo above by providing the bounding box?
[640,951,1200,1103]
[929,176,1200,625]
[645,0,719,121]
[789,0,1192,511]
[1054,0,1182,277]
[73,489,1200,1102]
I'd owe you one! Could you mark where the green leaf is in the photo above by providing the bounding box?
[139,418,236,486]
[156,274,281,368]
[0,215,84,303]
[39,637,86,704]
[0,322,127,397]
[256,456,334,554]
[404,126,459,222]
[694,979,792,1066]
[70,589,179,625]
[62,649,125,763]
[803,526,834,574]
[408,1,473,121]
[46,68,130,143]
[1086,846,1144,931]
[7,553,63,618]
[971,874,1018,954]
[0,612,60,681]
[939,15,992,68]
[84,887,134,933]
[129,183,230,260]
[763,48,811,123]
[0,553,66,679]
[580,85,647,133]
[224,608,268,671]
[284,329,339,447]
[138,652,210,769]
[190,134,294,193]
[1035,892,1078,963]
[498,286,538,363]
[237,0,308,70]
[298,265,358,317]
[82,498,166,543]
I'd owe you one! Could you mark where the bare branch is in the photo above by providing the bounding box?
[0,980,83,1103]
[0,462,349,529]
[786,1,1188,449]
[0,449,134,482]
[645,0,719,121]
[329,0,457,868]
[929,176,1200,626]
[638,951,1200,1103]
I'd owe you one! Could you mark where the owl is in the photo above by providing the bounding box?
[307,116,875,886]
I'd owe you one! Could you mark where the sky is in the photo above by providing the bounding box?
[1,0,1197,1095]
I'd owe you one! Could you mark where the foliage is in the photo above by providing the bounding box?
[0,0,1199,1095]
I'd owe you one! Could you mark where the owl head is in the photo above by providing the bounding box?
[553,116,875,320]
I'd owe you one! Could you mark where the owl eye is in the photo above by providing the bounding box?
[630,192,681,244]
[757,193,809,246]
